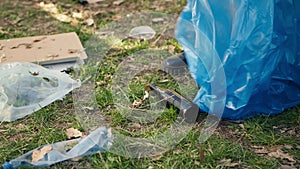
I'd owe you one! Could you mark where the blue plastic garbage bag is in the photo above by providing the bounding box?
[175,0,300,120]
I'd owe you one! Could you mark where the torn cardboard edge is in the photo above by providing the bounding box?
[0,32,87,70]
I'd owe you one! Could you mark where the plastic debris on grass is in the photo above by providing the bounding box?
[2,127,112,169]
[129,26,156,40]
[0,62,81,122]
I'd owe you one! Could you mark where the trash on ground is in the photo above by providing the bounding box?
[0,32,87,71]
[0,62,81,122]
[2,127,112,169]
[145,84,199,123]
[32,145,53,162]
[128,26,156,40]
[66,128,83,139]
[152,18,164,23]
[113,0,125,6]
[38,2,75,23]
[176,0,300,120]
[52,13,73,23]
[85,18,95,26]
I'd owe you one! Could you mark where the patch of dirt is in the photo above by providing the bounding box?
[1,0,185,38]
[216,121,249,145]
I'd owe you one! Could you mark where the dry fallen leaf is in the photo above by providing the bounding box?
[32,145,52,162]
[113,0,125,5]
[251,145,268,154]
[87,0,105,3]
[194,161,201,166]
[284,145,293,150]
[238,123,245,129]
[38,2,58,14]
[250,145,295,163]
[254,148,269,154]
[168,45,175,54]
[66,128,83,139]
[132,100,142,108]
[71,19,79,26]
[219,159,240,168]
[85,18,95,26]
[280,164,297,169]
[53,14,73,23]
[38,2,77,23]
[268,150,295,162]
[72,12,84,19]
[131,122,141,129]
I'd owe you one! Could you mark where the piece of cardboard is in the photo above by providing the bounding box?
[0,32,87,65]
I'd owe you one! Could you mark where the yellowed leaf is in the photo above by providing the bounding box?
[72,12,83,19]
[66,128,83,139]
[32,145,52,162]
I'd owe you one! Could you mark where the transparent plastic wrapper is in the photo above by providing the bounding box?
[2,127,112,169]
[176,0,300,120]
[129,26,156,40]
[0,62,81,122]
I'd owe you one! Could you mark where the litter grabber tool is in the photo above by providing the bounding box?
[145,84,199,123]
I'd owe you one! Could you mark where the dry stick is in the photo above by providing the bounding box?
[151,23,170,47]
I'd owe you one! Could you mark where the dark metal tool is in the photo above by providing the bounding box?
[145,84,199,123]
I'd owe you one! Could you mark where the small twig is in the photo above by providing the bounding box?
[151,23,171,46]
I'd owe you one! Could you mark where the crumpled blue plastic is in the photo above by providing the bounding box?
[175,0,300,120]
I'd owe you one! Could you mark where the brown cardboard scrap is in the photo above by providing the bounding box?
[0,32,87,65]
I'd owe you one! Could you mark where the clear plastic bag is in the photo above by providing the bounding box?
[2,127,112,169]
[176,0,300,120]
[0,62,81,122]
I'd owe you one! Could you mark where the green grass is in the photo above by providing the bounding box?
[0,0,299,168]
